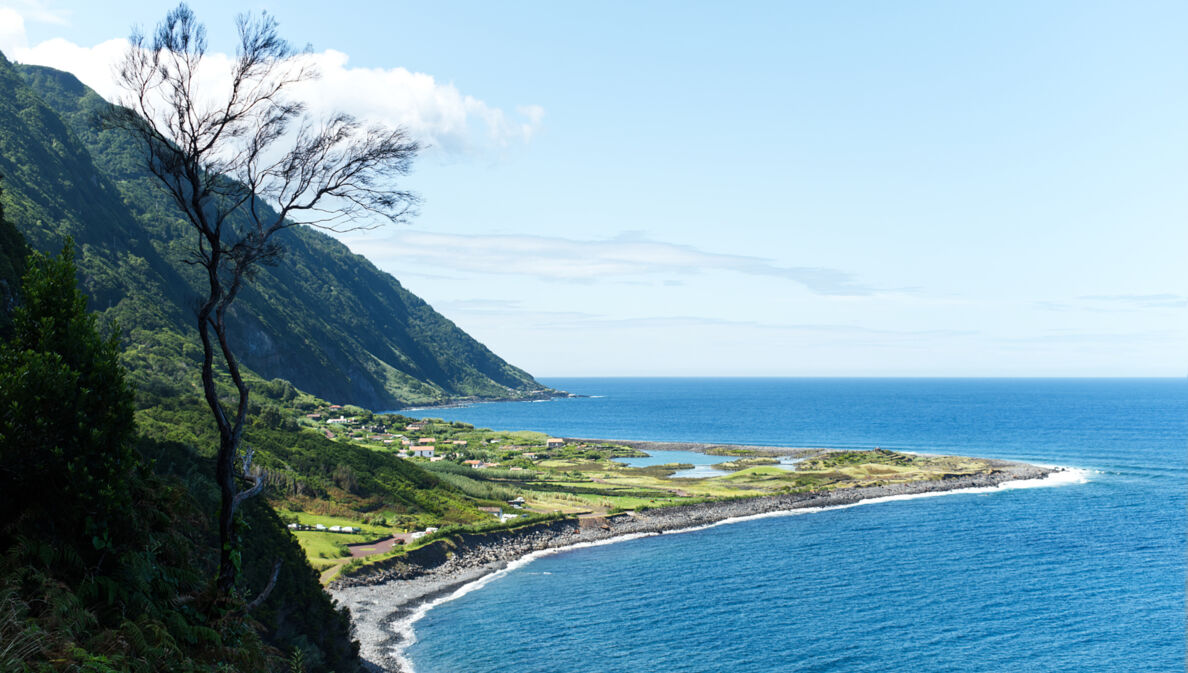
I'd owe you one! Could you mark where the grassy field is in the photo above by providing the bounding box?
[275,410,1007,582]
[291,531,375,559]
[273,510,393,535]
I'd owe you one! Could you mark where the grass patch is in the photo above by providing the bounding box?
[715,457,780,471]
[292,531,373,559]
[273,509,391,535]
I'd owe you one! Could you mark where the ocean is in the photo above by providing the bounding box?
[401,378,1185,673]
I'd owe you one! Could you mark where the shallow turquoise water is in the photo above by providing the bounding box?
[613,448,731,468]
[406,379,1186,673]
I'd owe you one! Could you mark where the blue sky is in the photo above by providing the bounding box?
[1,1,1184,376]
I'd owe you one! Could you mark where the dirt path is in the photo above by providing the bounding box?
[319,534,411,586]
[347,534,411,558]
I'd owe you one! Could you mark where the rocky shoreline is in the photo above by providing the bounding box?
[331,459,1054,673]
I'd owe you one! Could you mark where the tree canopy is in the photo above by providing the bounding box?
[0,240,136,536]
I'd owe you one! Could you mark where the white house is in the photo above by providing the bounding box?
[410,446,435,459]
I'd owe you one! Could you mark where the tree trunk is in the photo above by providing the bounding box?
[215,429,237,595]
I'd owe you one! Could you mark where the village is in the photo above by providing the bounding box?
[304,404,567,466]
[280,405,653,582]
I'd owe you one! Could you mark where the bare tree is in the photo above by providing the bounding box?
[110,4,420,599]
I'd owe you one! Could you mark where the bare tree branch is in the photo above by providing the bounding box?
[244,559,282,613]
[107,2,419,599]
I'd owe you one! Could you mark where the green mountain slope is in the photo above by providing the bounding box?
[0,179,27,334]
[0,52,552,409]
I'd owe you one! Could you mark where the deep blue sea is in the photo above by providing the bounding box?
[402,378,1186,673]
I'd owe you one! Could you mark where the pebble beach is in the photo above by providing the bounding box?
[331,458,1054,672]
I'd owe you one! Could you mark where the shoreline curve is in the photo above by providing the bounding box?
[332,458,1074,673]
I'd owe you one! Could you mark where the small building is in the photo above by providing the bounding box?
[478,506,502,518]
[463,460,483,468]
[418,437,436,444]
[329,405,342,410]
[405,423,424,431]
[452,439,468,446]
[546,438,565,448]
[410,446,435,459]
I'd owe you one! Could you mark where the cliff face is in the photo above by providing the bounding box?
[0,53,550,408]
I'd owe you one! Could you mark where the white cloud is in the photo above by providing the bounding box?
[1078,294,1188,310]
[996,330,1181,345]
[13,35,126,93]
[2,1,68,25]
[0,8,27,54]
[7,36,541,157]
[343,229,882,296]
[291,49,542,154]
[1035,293,1188,313]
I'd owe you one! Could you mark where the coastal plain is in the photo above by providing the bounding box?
[278,409,1044,585]
[312,425,1054,673]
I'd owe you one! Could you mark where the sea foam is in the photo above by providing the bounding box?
[389,466,1085,672]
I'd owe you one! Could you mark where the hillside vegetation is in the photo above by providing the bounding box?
[0,45,561,672]
[0,244,361,672]
[0,51,552,410]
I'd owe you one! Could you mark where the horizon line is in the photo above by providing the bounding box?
[532,375,1187,380]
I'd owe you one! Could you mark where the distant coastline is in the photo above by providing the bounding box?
[331,449,1057,673]
[393,388,577,413]
[565,437,820,456]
